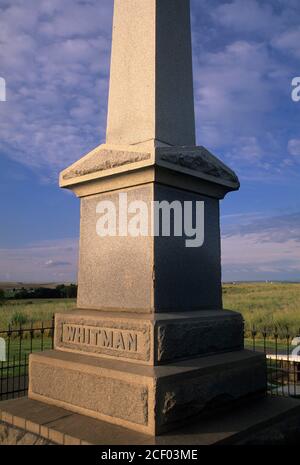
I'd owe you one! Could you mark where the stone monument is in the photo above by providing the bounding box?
[28,0,266,436]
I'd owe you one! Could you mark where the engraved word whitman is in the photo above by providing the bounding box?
[63,324,138,353]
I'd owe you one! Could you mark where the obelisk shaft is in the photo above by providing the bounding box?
[106,0,195,147]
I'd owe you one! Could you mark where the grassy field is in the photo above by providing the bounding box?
[223,282,300,336]
[0,298,75,329]
[0,336,53,378]
[0,283,299,382]
[0,282,299,335]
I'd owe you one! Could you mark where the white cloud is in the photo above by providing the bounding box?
[45,259,72,268]
[288,139,300,157]
[272,28,300,58]
[212,0,281,37]
[194,41,276,137]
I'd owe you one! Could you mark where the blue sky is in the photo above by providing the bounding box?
[0,0,300,283]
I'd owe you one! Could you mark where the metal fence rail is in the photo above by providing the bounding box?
[0,319,55,401]
[0,320,299,401]
[245,326,300,398]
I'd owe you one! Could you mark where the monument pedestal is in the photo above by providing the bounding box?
[28,307,266,435]
[28,142,268,436]
[29,348,266,436]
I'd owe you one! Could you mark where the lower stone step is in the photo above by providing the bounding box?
[1,395,300,445]
[29,349,266,435]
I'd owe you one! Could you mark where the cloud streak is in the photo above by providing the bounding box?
[0,238,78,282]
[223,212,300,243]
[222,211,300,280]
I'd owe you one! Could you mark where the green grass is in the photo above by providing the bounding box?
[0,298,75,329]
[0,299,74,379]
[0,337,53,378]
[0,283,299,381]
[223,282,300,337]
[244,338,289,351]
[0,282,299,335]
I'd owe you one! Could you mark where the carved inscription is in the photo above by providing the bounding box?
[62,324,139,353]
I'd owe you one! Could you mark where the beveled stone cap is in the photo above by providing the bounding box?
[59,143,240,198]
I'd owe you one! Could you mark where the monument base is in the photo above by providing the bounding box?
[28,349,266,436]
[54,309,244,365]
[1,396,300,445]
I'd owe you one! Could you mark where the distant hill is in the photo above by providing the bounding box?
[0,282,74,291]
[223,280,300,284]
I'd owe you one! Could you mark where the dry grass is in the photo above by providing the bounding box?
[0,283,299,337]
[0,298,75,329]
[223,282,300,336]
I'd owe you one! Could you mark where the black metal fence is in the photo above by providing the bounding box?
[0,318,55,401]
[245,326,300,398]
[0,320,299,401]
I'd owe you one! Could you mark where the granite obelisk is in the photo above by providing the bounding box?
[29,0,266,436]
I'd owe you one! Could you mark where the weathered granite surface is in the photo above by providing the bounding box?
[156,313,243,363]
[0,422,52,445]
[63,148,151,180]
[2,396,300,445]
[31,360,149,428]
[76,184,224,313]
[29,349,266,436]
[157,146,239,184]
[55,310,244,365]
[106,0,195,147]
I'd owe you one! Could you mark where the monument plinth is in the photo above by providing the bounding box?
[28,0,267,436]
